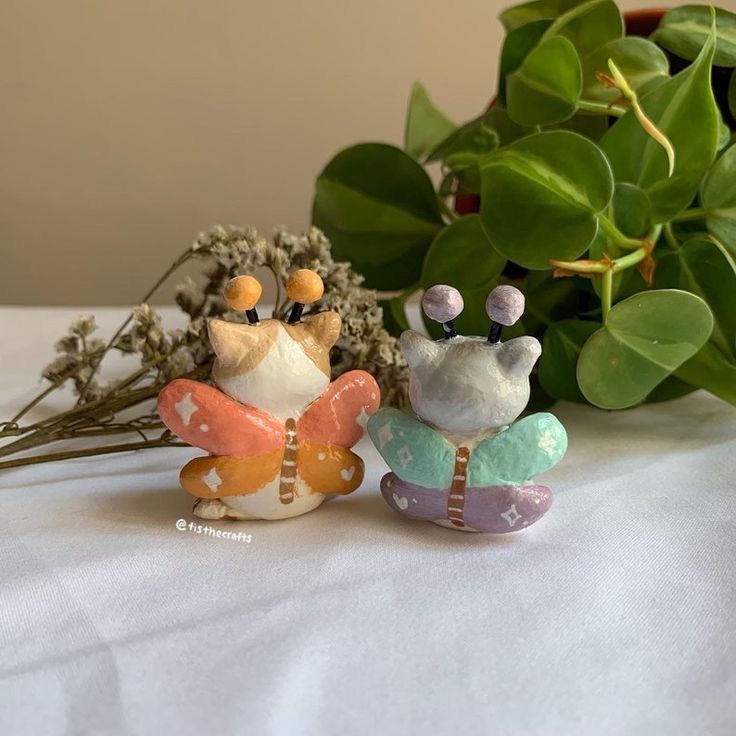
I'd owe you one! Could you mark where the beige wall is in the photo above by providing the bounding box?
[2,0,645,306]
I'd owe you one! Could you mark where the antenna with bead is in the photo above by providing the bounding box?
[224,275,262,324]
[486,285,524,343]
[422,285,464,339]
[286,269,324,324]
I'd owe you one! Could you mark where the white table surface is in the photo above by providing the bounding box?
[1,306,735,736]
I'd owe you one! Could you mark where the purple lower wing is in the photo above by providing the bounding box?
[380,473,553,533]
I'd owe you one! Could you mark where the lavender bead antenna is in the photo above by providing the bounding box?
[486,285,524,343]
[422,285,464,339]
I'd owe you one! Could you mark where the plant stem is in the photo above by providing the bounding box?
[9,381,64,424]
[438,198,458,222]
[599,215,644,250]
[611,246,648,272]
[577,99,627,117]
[76,249,194,404]
[601,268,613,322]
[672,207,707,223]
[0,438,188,471]
[663,223,680,250]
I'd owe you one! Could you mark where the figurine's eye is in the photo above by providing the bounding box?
[422,284,464,339]
[225,275,262,324]
[485,285,524,343]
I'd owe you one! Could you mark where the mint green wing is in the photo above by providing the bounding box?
[467,412,567,487]
[367,408,455,488]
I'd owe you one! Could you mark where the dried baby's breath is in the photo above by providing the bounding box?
[2,226,407,470]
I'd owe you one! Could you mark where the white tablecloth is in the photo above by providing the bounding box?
[1,307,735,736]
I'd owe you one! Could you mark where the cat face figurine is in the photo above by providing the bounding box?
[158,271,380,522]
[401,332,541,437]
[368,284,567,534]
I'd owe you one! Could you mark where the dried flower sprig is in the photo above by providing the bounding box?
[0,226,408,471]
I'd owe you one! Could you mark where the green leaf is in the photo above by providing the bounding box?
[480,130,613,269]
[652,5,736,67]
[421,215,505,291]
[426,111,501,163]
[500,0,586,32]
[498,19,553,106]
[404,82,456,162]
[609,181,653,238]
[700,142,736,259]
[654,237,736,361]
[551,112,608,140]
[644,375,696,403]
[507,35,582,126]
[379,296,410,337]
[600,25,719,222]
[542,0,623,56]
[312,143,444,290]
[523,270,587,335]
[582,37,669,104]
[675,341,736,406]
[729,70,736,119]
[577,290,714,409]
[540,319,600,401]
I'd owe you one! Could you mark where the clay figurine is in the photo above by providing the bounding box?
[367,284,567,533]
[158,270,380,520]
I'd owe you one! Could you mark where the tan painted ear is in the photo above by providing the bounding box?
[400,330,440,369]
[304,311,341,349]
[207,319,259,369]
[496,336,541,376]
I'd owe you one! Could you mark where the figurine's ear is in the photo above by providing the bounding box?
[207,319,257,368]
[496,336,541,377]
[304,311,341,349]
[400,330,441,368]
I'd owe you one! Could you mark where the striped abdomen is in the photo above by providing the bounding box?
[446,446,470,527]
[279,418,298,504]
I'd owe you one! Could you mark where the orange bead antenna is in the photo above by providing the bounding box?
[286,269,324,323]
[225,275,262,324]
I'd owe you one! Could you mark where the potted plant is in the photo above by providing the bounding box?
[312,1,736,411]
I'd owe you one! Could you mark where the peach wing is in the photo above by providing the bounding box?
[297,370,380,449]
[157,378,285,455]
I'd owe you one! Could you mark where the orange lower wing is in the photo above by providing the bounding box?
[297,441,364,495]
[179,450,283,498]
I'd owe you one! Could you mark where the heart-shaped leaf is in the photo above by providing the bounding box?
[582,37,669,104]
[654,237,736,361]
[312,144,444,290]
[404,82,456,162]
[480,130,614,269]
[540,319,600,401]
[498,19,553,105]
[577,290,713,409]
[652,5,736,67]
[500,0,586,32]
[700,142,736,259]
[600,25,719,222]
[421,215,505,291]
[507,35,582,126]
[542,0,623,56]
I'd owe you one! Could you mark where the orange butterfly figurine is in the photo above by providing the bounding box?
[158,270,380,521]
